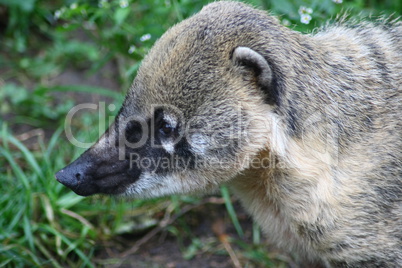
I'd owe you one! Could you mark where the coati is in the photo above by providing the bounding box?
[56,1,402,267]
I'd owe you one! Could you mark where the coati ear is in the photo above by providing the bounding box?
[232,46,275,104]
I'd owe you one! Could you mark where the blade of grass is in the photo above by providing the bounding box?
[23,215,35,253]
[56,193,85,209]
[39,224,94,268]
[252,222,261,245]
[1,123,9,149]
[44,127,63,163]
[0,146,30,190]
[7,134,43,178]
[0,260,12,267]
[125,61,141,77]
[220,185,244,238]
[6,205,25,233]
[2,244,42,267]
[34,239,63,268]
[172,0,184,21]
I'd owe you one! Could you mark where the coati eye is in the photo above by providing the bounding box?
[154,108,177,137]
[160,121,174,136]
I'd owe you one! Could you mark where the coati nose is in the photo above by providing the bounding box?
[55,168,83,189]
[75,171,83,181]
[55,159,98,196]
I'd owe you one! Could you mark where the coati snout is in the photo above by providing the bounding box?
[56,1,402,266]
[55,148,135,196]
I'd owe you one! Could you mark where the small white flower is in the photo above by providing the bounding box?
[299,6,313,24]
[70,3,78,9]
[108,104,116,112]
[54,7,66,20]
[140,33,151,42]
[119,0,129,8]
[332,0,343,3]
[282,19,291,27]
[298,6,313,15]
[128,45,136,54]
[54,10,62,19]
[300,14,312,24]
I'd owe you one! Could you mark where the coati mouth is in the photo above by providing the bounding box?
[55,170,133,196]
[55,151,139,196]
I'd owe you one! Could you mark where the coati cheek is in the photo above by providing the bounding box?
[123,172,187,198]
[122,170,219,198]
[188,133,209,155]
[266,113,289,158]
[161,140,175,154]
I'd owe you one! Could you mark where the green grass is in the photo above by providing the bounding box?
[1,0,401,266]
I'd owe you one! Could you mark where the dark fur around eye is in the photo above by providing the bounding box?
[125,121,142,143]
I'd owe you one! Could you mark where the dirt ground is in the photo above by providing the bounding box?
[93,201,293,268]
[95,203,243,267]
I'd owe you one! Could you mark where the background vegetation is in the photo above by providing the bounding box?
[1,0,401,267]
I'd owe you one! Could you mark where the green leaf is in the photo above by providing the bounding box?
[113,7,130,26]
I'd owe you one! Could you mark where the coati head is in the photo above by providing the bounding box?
[55,2,291,198]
